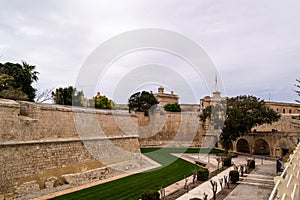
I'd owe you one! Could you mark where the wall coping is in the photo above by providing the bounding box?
[0,135,139,146]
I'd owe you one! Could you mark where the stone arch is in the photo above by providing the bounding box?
[236,138,250,153]
[253,138,270,155]
[274,138,295,158]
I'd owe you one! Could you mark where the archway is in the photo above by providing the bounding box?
[236,138,250,153]
[253,138,270,155]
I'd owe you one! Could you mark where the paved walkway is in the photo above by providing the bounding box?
[176,155,276,200]
[224,163,276,200]
[177,166,235,200]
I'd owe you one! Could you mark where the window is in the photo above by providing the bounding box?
[283,109,285,114]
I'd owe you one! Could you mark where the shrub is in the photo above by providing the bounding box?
[247,159,255,169]
[140,190,160,200]
[164,103,181,112]
[223,156,232,167]
[197,168,209,181]
[229,170,239,184]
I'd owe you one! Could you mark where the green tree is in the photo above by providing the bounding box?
[200,95,281,153]
[164,103,181,112]
[0,61,39,101]
[52,86,84,106]
[89,95,114,109]
[128,91,159,116]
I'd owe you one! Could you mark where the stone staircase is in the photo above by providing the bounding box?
[238,173,275,189]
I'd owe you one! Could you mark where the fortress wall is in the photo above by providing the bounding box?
[0,99,140,195]
[137,111,204,147]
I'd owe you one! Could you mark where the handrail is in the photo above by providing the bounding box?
[269,143,300,200]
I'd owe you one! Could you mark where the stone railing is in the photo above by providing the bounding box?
[269,143,300,200]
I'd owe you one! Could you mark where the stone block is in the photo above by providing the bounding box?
[45,177,58,188]
[15,181,40,195]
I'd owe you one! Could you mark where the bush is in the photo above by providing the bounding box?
[229,170,239,184]
[223,156,232,167]
[247,159,255,169]
[197,168,209,181]
[164,103,181,112]
[140,190,160,200]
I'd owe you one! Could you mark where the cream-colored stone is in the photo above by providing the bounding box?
[14,181,40,195]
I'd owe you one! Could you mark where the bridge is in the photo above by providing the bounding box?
[231,131,300,158]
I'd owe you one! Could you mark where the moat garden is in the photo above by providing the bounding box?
[53,148,223,200]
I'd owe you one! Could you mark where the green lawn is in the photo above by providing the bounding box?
[53,148,222,200]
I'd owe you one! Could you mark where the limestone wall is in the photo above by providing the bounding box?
[137,111,204,147]
[0,99,142,195]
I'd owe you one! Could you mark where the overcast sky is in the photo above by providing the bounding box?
[0,0,299,103]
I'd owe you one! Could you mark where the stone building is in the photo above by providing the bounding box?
[153,86,179,107]
[199,91,300,158]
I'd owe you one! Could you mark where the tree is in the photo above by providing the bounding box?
[52,86,84,106]
[128,91,159,116]
[164,103,181,112]
[295,78,300,103]
[293,78,300,127]
[200,95,281,153]
[0,61,39,101]
[89,94,114,109]
[35,88,54,103]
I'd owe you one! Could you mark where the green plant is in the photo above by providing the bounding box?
[164,103,181,112]
[140,190,160,200]
[229,170,239,184]
[248,159,255,169]
[197,167,209,181]
[128,91,159,116]
[223,156,232,167]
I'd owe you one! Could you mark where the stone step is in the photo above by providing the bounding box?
[245,173,275,179]
[237,181,274,188]
[239,176,274,185]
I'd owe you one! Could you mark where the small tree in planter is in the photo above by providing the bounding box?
[197,168,209,181]
[248,159,255,169]
[140,190,160,200]
[229,170,239,184]
[223,156,232,167]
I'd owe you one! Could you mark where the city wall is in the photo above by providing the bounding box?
[0,99,142,195]
[0,99,203,196]
[1,98,298,196]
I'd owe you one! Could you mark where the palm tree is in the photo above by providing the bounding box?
[22,61,39,82]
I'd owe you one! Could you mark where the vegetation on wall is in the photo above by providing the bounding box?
[128,91,159,115]
[0,61,39,101]
[164,103,181,112]
[89,94,114,109]
[51,86,84,106]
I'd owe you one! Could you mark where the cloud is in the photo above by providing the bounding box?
[0,0,299,103]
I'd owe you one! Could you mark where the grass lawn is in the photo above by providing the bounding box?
[53,148,222,200]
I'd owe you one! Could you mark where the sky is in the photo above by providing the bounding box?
[0,0,299,104]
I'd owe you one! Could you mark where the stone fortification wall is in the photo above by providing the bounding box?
[0,99,142,196]
[137,111,204,147]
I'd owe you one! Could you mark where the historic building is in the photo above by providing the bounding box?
[199,91,300,158]
[153,86,179,106]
